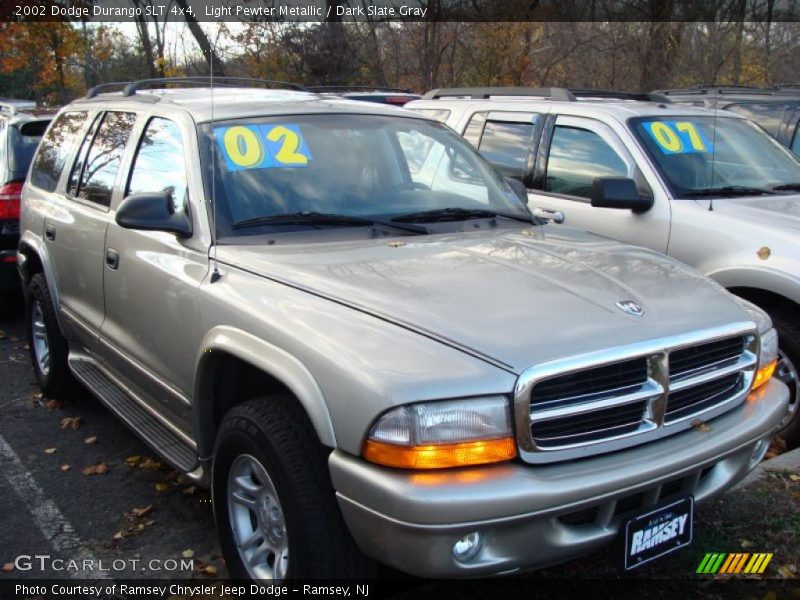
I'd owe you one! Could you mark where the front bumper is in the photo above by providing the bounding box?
[330,380,789,577]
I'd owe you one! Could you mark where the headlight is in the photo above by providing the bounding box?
[363,395,516,469]
[732,297,778,390]
[753,327,778,390]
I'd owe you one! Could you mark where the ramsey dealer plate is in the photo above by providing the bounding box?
[624,496,694,570]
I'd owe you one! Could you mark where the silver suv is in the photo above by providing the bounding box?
[18,79,788,578]
[410,86,800,448]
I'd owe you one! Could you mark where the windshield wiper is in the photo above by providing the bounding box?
[682,186,776,198]
[233,211,428,234]
[770,182,800,192]
[391,207,533,224]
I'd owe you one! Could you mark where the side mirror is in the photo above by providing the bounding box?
[505,177,529,203]
[116,191,192,238]
[591,177,653,212]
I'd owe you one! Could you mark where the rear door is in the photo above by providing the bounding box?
[527,114,671,252]
[43,110,138,350]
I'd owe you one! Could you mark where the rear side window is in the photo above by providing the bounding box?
[545,126,628,198]
[127,118,188,211]
[70,111,136,206]
[726,102,790,138]
[478,120,534,177]
[29,111,88,192]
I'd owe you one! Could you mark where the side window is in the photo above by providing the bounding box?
[792,125,800,156]
[127,118,188,211]
[477,120,534,178]
[29,111,88,192]
[69,111,136,206]
[726,103,789,138]
[462,112,488,147]
[545,126,628,199]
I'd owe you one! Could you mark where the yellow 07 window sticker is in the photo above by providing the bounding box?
[214,124,313,171]
[642,120,714,155]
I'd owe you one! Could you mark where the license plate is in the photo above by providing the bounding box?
[624,496,693,570]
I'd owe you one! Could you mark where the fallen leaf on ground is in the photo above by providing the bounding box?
[125,455,142,466]
[197,564,217,576]
[691,419,712,432]
[60,464,71,472]
[154,483,169,493]
[83,436,97,445]
[139,458,162,470]
[789,474,800,482]
[1,562,13,572]
[59,417,82,430]
[182,486,196,495]
[113,531,125,540]
[44,448,56,454]
[182,549,194,559]
[131,505,153,518]
[82,463,109,476]
[45,399,62,410]
[740,539,754,548]
[0,330,5,340]
[776,564,796,578]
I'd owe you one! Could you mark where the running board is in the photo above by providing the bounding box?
[69,355,199,473]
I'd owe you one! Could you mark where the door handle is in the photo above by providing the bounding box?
[45,224,56,241]
[105,248,120,270]
[532,207,565,224]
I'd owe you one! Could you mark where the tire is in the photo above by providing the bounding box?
[771,308,800,448]
[212,395,375,580]
[26,273,74,399]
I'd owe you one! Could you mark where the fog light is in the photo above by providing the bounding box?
[453,531,482,562]
[749,437,770,468]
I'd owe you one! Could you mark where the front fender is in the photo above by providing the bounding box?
[194,326,336,457]
[707,265,800,306]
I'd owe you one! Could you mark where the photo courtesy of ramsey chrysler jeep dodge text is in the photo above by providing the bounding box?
[18,78,788,578]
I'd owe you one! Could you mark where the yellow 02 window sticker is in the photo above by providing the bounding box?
[642,120,714,155]
[214,124,313,171]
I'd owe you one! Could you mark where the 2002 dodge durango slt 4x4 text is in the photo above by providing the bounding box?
[18,79,789,578]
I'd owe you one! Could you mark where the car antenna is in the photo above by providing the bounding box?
[209,26,221,283]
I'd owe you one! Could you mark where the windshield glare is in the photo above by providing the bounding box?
[631,116,800,198]
[199,114,529,238]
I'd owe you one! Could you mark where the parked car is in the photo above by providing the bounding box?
[19,78,788,578]
[307,85,421,106]
[653,85,800,156]
[0,101,51,310]
[408,86,800,448]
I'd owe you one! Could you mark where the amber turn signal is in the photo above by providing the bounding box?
[752,359,777,391]
[363,437,517,469]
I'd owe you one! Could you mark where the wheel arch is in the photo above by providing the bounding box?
[194,326,337,461]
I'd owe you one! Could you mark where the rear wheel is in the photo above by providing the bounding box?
[771,309,800,448]
[26,273,74,399]
[212,395,375,579]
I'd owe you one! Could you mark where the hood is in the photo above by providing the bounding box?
[708,194,800,233]
[218,226,752,373]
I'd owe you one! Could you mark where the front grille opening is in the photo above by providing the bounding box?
[532,400,647,447]
[531,357,648,406]
[670,336,745,380]
[666,373,742,422]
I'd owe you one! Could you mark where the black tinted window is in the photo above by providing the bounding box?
[9,120,50,177]
[74,112,136,206]
[478,120,534,176]
[29,112,87,192]
[127,118,187,211]
[726,103,789,138]
[545,126,627,198]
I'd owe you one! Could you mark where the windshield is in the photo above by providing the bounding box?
[198,114,529,239]
[630,115,800,199]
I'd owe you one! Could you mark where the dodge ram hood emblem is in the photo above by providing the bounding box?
[616,300,644,317]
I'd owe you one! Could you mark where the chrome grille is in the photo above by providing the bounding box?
[516,325,759,463]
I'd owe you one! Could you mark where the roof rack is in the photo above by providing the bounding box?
[655,85,786,96]
[568,88,671,103]
[85,77,308,100]
[308,85,416,94]
[422,87,577,101]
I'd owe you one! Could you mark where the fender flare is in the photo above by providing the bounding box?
[707,265,800,306]
[194,326,337,457]
[17,233,68,334]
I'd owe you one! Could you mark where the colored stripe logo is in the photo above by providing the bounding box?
[696,552,773,574]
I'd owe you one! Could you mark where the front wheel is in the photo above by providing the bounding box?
[771,309,800,448]
[212,395,375,579]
